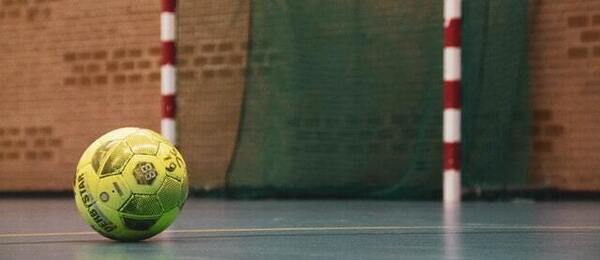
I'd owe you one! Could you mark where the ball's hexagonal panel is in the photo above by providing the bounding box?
[101,127,141,140]
[157,176,184,211]
[122,155,167,194]
[87,201,120,237]
[96,140,134,177]
[180,173,189,207]
[126,131,160,155]
[91,139,119,172]
[120,194,164,217]
[74,164,100,208]
[139,128,170,144]
[77,128,139,171]
[156,143,187,182]
[96,175,133,211]
[133,162,158,185]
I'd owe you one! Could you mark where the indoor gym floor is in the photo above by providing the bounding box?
[0,199,599,259]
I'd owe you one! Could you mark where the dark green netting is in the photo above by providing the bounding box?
[225,0,529,198]
[461,0,530,189]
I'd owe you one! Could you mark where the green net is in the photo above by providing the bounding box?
[225,0,529,198]
[461,0,530,189]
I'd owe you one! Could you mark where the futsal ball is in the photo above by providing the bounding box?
[74,127,188,241]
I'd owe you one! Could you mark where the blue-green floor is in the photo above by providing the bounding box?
[1,199,599,259]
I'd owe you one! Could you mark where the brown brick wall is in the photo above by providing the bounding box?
[0,0,248,192]
[529,0,600,191]
[177,0,249,191]
[0,0,161,191]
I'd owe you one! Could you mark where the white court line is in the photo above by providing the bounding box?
[0,226,440,239]
[0,231,96,238]
[1,225,600,239]
[167,226,444,234]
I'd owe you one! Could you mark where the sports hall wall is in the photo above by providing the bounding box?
[0,0,161,191]
[0,0,598,194]
[529,0,600,191]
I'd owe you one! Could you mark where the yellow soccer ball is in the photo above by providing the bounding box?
[74,127,188,241]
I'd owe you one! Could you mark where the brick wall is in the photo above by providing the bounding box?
[177,0,249,191]
[0,0,161,191]
[529,0,600,190]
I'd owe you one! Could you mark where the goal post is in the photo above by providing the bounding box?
[161,0,177,145]
[443,0,462,203]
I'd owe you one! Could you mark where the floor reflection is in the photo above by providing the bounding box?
[443,203,462,260]
[76,240,177,260]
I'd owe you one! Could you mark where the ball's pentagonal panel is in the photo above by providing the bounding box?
[121,155,167,194]
[121,216,161,231]
[120,194,164,216]
[156,142,187,182]
[133,162,158,185]
[126,131,160,155]
[77,128,138,171]
[157,176,184,211]
[75,127,188,242]
[97,141,134,177]
[96,175,132,211]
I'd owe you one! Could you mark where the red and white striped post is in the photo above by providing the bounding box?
[161,0,177,145]
[443,0,461,203]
